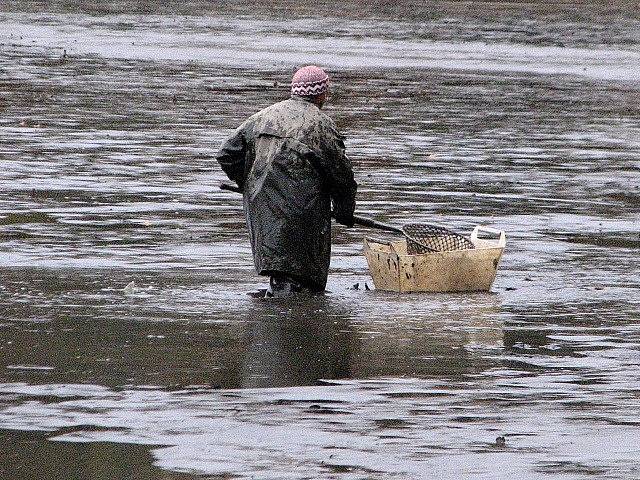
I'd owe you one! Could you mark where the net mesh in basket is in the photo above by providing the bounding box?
[402,223,475,254]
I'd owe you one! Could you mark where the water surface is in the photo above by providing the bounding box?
[1,1,639,478]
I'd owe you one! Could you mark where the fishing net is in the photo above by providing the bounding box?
[402,223,475,254]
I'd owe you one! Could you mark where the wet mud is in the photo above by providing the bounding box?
[1,1,639,479]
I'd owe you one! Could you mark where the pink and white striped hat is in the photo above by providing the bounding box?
[291,65,329,97]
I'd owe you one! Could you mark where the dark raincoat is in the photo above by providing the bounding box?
[216,96,357,290]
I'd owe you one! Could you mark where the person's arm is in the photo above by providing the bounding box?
[216,124,248,189]
[318,125,357,227]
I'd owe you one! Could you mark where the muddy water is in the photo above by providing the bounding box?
[1,1,639,479]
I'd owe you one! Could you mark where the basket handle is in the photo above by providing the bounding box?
[471,226,506,247]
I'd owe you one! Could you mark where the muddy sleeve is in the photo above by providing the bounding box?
[318,129,358,227]
[216,125,248,188]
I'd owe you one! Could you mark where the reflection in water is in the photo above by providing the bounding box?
[0,290,513,479]
[239,298,356,388]
[0,275,504,388]
[0,429,188,480]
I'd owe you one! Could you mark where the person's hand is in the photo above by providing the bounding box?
[333,206,354,227]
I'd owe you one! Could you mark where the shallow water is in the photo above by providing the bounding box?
[1,1,639,479]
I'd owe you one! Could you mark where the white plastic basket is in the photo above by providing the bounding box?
[363,226,506,293]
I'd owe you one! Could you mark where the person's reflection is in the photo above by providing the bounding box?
[239,295,357,388]
[230,293,506,389]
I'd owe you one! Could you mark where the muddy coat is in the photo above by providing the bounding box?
[216,96,357,290]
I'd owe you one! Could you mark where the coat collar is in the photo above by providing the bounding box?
[290,95,319,107]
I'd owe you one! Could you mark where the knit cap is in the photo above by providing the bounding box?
[291,65,329,97]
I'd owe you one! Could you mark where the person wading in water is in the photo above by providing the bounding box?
[216,66,358,297]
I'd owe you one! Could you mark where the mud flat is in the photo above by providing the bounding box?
[1,1,639,479]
